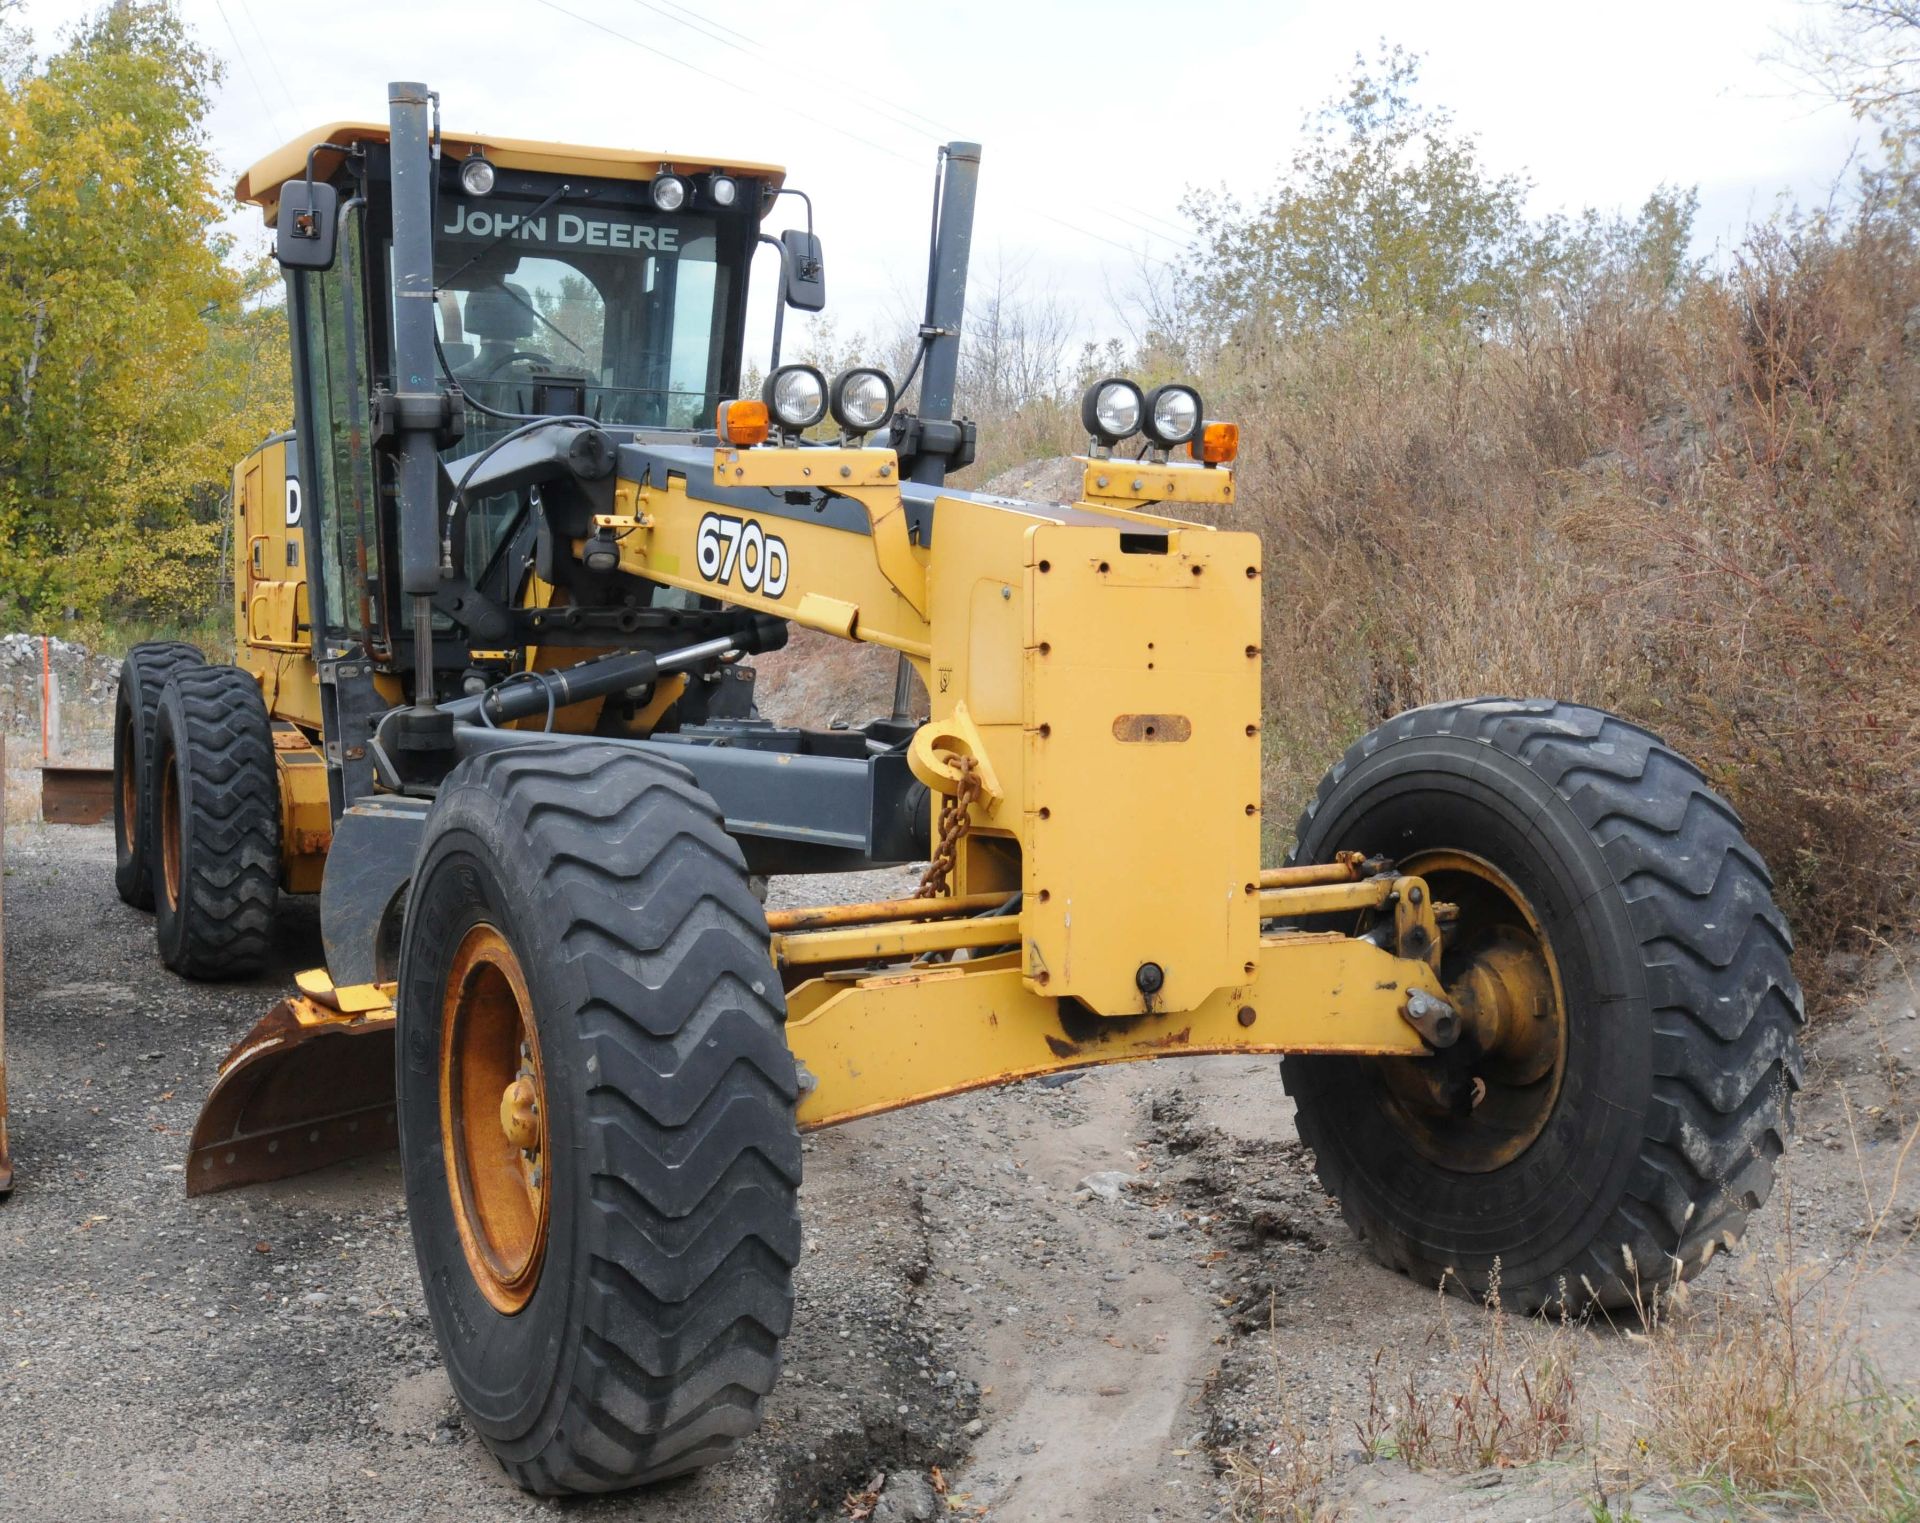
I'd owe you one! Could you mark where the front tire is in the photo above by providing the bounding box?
[1282,699,1804,1311]
[396,743,801,1495]
[151,665,280,978]
[112,641,204,908]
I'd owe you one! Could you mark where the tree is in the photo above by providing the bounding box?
[1180,45,1555,342]
[1779,2,1920,219]
[0,1,290,626]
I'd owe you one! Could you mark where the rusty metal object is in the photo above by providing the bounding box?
[1256,852,1369,890]
[185,995,398,1196]
[1372,849,1569,1174]
[1401,988,1461,1047]
[1390,876,1445,971]
[39,764,113,825]
[1450,929,1559,1084]
[1110,713,1191,743]
[768,890,1007,933]
[775,912,1022,970]
[1257,877,1399,918]
[439,925,549,1315]
[0,737,12,1197]
[914,752,980,900]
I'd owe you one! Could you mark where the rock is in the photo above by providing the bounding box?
[964,1417,986,1439]
[1078,1170,1132,1203]
[980,457,1087,506]
[873,1471,939,1522]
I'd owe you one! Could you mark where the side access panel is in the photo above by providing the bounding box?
[1022,522,1263,1016]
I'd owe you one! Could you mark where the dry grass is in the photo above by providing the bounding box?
[964,212,1920,987]
[1611,1119,1920,1519]
[1226,1273,1581,1521]
[1226,1115,1920,1520]
[1215,222,1920,984]
[1222,1407,1338,1523]
[1361,1268,1582,1474]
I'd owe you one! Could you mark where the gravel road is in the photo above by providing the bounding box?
[3,820,1918,1523]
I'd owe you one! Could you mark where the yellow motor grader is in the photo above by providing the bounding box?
[107,83,1803,1495]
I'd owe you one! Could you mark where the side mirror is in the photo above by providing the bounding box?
[780,229,825,312]
[276,180,341,271]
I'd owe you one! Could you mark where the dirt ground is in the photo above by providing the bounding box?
[2,820,1917,1522]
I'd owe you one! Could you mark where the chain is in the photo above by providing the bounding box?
[915,754,981,899]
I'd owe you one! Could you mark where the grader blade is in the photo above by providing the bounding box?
[38,763,113,825]
[186,983,397,1196]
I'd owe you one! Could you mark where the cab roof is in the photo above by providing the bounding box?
[235,122,786,220]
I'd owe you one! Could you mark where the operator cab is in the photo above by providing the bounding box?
[432,171,739,429]
[236,124,786,682]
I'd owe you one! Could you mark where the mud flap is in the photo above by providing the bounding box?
[186,979,398,1197]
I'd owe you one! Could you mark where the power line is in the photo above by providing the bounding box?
[615,0,954,140]
[210,0,284,140]
[538,0,1171,268]
[233,0,292,101]
[533,0,927,170]
[610,0,1191,251]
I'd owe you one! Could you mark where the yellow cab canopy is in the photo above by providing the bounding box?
[235,122,787,220]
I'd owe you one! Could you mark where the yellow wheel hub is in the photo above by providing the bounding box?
[159,763,182,911]
[439,924,550,1315]
[1376,851,1568,1173]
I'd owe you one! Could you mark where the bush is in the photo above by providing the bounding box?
[1193,210,1920,980]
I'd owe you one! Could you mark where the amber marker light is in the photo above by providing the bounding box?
[716,399,770,447]
[1190,421,1240,466]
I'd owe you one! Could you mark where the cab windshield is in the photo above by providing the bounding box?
[431,189,730,430]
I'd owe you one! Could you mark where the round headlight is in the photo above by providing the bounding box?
[707,174,739,208]
[829,367,896,434]
[651,173,687,212]
[1142,383,1203,447]
[458,155,496,197]
[1081,377,1143,443]
[764,364,829,430]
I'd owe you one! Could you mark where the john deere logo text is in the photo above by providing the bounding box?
[442,201,682,252]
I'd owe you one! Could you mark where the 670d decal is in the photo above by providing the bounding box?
[695,512,789,597]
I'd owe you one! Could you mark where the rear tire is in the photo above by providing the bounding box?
[151,665,280,978]
[396,743,801,1495]
[112,641,204,908]
[1281,699,1804,1311]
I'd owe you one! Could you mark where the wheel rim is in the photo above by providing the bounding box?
[1372,850,1568,1173]
[439,924,550,1315]
[159,760,182,910]
[118,714,137,852]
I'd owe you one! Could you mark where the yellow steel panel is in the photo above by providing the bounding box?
[613,469,932,658]
[1080,458,1236,507]
[715,446,899,489]
[248,581,301,647]
[274,727,331,895]
[788,931,1437,1129]
[965,576,1024,724]
[1023,523,1263,1015]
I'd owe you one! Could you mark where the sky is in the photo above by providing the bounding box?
[7,0,1873,367]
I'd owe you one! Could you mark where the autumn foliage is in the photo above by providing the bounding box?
[0,2,288,629]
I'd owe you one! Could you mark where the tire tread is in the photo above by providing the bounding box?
[152,664,278,978]
[1284,698,1805,1311]
[427,745,797,1495]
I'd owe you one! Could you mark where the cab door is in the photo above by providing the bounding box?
[237,439,307,651]
[287,199,388,657]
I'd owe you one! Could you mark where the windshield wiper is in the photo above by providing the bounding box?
[439,181,571,289]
